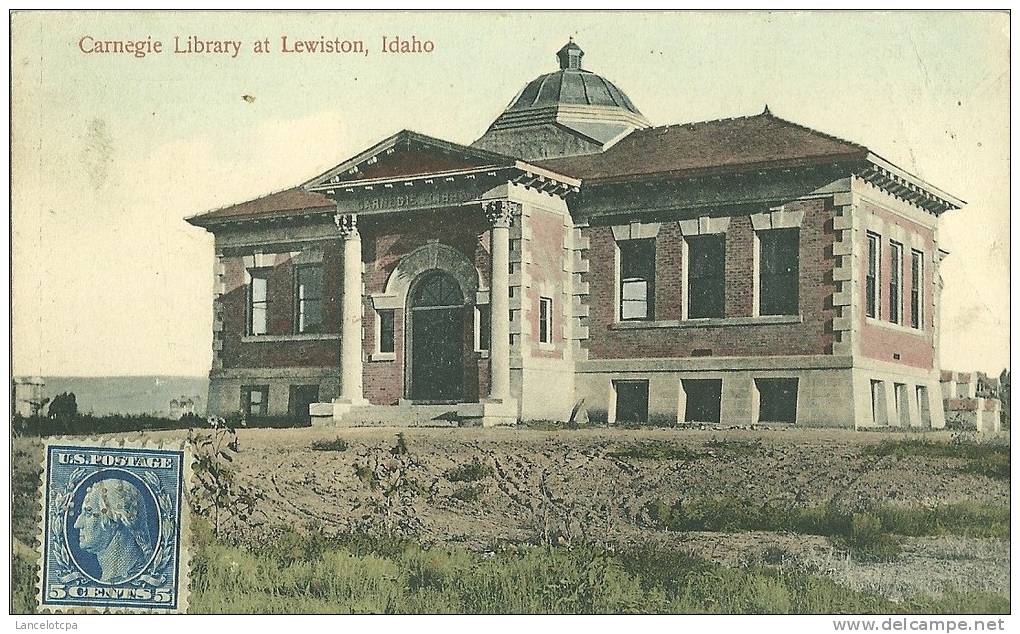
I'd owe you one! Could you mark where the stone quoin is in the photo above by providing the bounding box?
[186,41,964,428]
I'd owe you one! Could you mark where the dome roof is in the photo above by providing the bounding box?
[505,41,643,116]
[472,40,650,161]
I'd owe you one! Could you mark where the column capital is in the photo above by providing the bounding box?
[333,212,359,239]
[482,200,519,228]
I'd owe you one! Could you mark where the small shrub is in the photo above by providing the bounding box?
[761,545,793,566]
[837,513,901,562]
[444,459,492,482]
[353,463,373,484]
[311,437,349,452]
[450,484,485,503]
[188,416,266,538]
[390,432,409,456]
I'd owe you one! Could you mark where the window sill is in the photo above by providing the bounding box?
[611,315,803,330]
[369,352,396,362]
[865,317,927,336]
[473,349,491,359]
[241,333,340,343]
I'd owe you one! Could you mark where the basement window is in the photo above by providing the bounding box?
[242,385,268,418]
[614,380,649,424]
[682,379,722,423]
[755,378,798,424]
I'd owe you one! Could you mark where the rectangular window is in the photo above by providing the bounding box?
[378,309,395,354]
[242,386,268,418]
[889,242,903,324]
[687,234,725,319]
[539,297,553,344]
[866,233,880,318]
[613,380,649,424]
[619,239,655,321]
[758,228,800,316]
[682,379,722,423]
[755,378,799,423]
[295,265,323,334]
[247,268,270,335]
[288,384,319,425]
[475,304,490,351]
[911,250,923,329]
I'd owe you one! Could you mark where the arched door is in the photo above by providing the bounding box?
[408,271,465,401]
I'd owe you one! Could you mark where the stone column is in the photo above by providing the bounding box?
[483,200,517,402]
[335,212,366,405]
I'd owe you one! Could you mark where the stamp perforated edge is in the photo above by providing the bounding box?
[34,436,193,614]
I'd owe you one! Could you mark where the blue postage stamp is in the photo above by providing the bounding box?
[38,441,190,612]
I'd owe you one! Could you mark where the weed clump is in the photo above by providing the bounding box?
[444,459,492,482]
[311,437,349,452]
[450,484,485,503]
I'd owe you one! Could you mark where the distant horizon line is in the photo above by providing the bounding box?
[11,374,209,379]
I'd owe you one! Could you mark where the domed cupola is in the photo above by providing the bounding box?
[472,40,651,161]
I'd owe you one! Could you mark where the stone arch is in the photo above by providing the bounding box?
[371,242,484,310]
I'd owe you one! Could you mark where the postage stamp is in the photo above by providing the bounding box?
[37,441,190,613]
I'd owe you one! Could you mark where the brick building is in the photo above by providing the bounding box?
[187,42,963,428]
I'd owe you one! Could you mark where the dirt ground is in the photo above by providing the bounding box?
[13,426,1010,602]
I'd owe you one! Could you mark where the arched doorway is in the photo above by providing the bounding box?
[407,270,465,401]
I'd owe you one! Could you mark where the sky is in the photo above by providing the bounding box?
[10,11,1010,377]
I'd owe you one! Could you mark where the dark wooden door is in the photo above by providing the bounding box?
[411,307,464,401]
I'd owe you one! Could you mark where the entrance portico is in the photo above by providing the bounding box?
[301,131,578,427]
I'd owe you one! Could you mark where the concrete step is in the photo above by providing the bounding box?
[338,404,461,427]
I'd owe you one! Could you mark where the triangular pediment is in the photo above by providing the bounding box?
[303,130,518,189]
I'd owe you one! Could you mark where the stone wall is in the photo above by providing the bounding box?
[941,370,1002,432]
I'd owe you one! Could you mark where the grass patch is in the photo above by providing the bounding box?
[310,437,349,452]
[703,438,762,457]
[862,439,1010,480]
[444,459,492,482]
[524,419,599,431]
[10,524,1007,614]
[644,497,1009,557]
[609,442,701,461]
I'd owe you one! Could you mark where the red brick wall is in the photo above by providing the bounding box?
[583,198,837,359]
[858,200,936,369]
[220,243,343,368]
[218,209,493,404]
[526,207,566,359]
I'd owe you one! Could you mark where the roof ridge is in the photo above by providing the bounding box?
[760,110,868,152]
[633,110,867,153]
[639,112,763,132]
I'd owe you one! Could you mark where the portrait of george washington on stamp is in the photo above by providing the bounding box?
[38,442,189,612]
